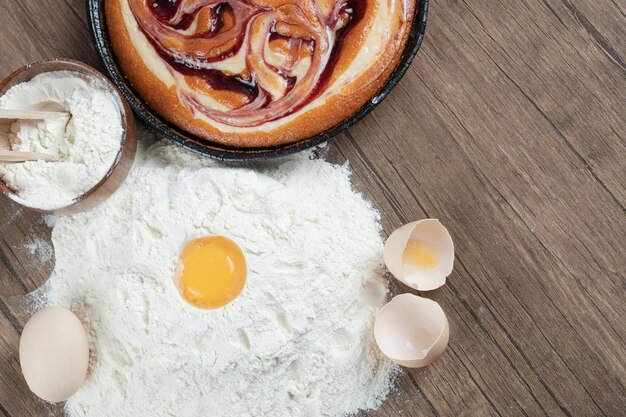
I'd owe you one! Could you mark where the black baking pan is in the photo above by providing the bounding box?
[87,0,429,162]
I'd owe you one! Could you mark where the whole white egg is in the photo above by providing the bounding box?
[19,306,89,402]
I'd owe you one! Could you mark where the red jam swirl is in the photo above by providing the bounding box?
[129,0,365,127]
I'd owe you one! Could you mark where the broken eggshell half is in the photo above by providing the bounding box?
[383,219,454,291]
[374,293,449,368]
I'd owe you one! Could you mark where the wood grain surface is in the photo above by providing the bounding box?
[1,0,624,416]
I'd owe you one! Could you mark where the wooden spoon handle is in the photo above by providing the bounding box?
[0,135,9,150]
[0,150,57,163]
[0,109,69,120]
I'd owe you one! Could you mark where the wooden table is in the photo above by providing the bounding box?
[1,1,624,416]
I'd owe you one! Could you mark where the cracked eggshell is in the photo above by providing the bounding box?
[374,294,449,368]
[383,219,454,291]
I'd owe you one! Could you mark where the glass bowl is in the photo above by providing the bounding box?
[0,59,137,215]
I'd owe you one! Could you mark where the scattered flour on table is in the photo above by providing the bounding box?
[0,71,123,210]
[23,236,53,262]
[17,235,55,275]
[32,140,396,417]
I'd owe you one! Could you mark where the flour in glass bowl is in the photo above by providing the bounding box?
[31,138,397,417]
[0,71,123,210]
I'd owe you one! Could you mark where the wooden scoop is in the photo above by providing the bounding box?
[0,109,68,163]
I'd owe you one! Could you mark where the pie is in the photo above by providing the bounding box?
[106,0,417,147]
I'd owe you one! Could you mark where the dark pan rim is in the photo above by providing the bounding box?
[87,0,429,162]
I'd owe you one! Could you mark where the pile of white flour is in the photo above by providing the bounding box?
[0,71,123,209]
[33,139,395,416]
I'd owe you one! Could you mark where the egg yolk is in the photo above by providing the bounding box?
[174,236,247,309]
[403,240,439,269]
